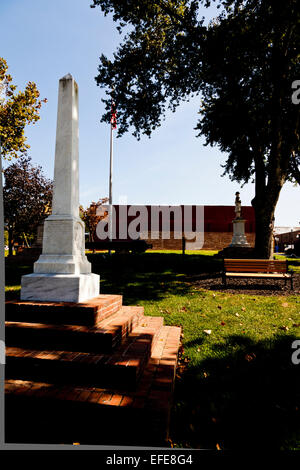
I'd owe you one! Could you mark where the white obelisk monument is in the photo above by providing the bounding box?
[21,74,100,302]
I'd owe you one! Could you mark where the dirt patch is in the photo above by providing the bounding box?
[190,273,300,296]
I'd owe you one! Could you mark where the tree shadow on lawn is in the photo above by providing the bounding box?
[4,252,222,302]
[5,262,32,300]
[170,334,300,450]
[90,252,222,304]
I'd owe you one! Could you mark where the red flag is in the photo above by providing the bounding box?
[111,101,117,130]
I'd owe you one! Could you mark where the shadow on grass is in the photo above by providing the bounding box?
[170,334,300,450]
[5,262,32,300]
[89,252,222,304]
[4,252,222,303]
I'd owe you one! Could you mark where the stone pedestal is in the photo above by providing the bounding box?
[21,273,100,303]
[21,74,99,303]
[230,219,250,247]
[33,216,91,274]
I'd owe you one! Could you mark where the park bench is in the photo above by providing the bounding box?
[222,258,294,289]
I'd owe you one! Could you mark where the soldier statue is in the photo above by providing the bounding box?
[234,191,242,219]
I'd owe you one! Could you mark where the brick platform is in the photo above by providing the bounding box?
[5,295,181,446]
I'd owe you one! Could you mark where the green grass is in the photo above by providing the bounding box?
[5,251,300,450]
[274,254,300,273]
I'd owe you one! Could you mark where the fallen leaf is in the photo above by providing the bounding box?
[279,326,289,331]
[204,329,212,335]
[221,321,226,326]
[235,313,240,317]
[245,353,256,362]
[241,307,246,312]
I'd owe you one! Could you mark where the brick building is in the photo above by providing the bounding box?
[275,228,300,254]
[93,204,256,251]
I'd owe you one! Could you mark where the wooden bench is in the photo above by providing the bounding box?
[222,259,294,289]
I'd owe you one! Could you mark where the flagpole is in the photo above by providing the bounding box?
[108,103,114,255]
[108,117,113,254]
[108,98,116,255]
[109,115,113,207]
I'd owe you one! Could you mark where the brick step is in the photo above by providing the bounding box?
[5,316,164,390]
[5,306,144,353]
[5,325,182,446]
[134,315,164,353]
[5,294,123,327]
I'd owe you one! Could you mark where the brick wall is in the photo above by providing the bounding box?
[92,205,256,251]
[142,232,255,251]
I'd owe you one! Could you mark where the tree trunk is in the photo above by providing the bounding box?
[251,132,288,258]
[253,205,275,259]
[252,178,284,259]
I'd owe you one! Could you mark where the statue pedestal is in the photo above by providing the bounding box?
[217,196,253,259]
[230,219,250,247]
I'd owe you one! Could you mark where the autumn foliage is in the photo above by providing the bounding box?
[80,198,109,242]
[3,156,53,255]
[0,57,47,159]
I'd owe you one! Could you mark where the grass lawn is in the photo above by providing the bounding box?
[5,250,300,450]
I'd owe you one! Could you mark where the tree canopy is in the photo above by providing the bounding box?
[92,0,300,257]
[80,197,109,242]
[3,156,53,255]
[0,57,47,160]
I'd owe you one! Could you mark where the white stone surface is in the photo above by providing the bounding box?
[21,273,100,303]
[52,74,79,218]
[21,74,100,302]
[230,219,250,247]
[34,216,91,274]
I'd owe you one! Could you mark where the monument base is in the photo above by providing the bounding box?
[229,219,250,247]
[20,273,100,303]
[216,246,255,259]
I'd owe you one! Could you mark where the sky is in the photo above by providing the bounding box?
[0,0,299,228]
